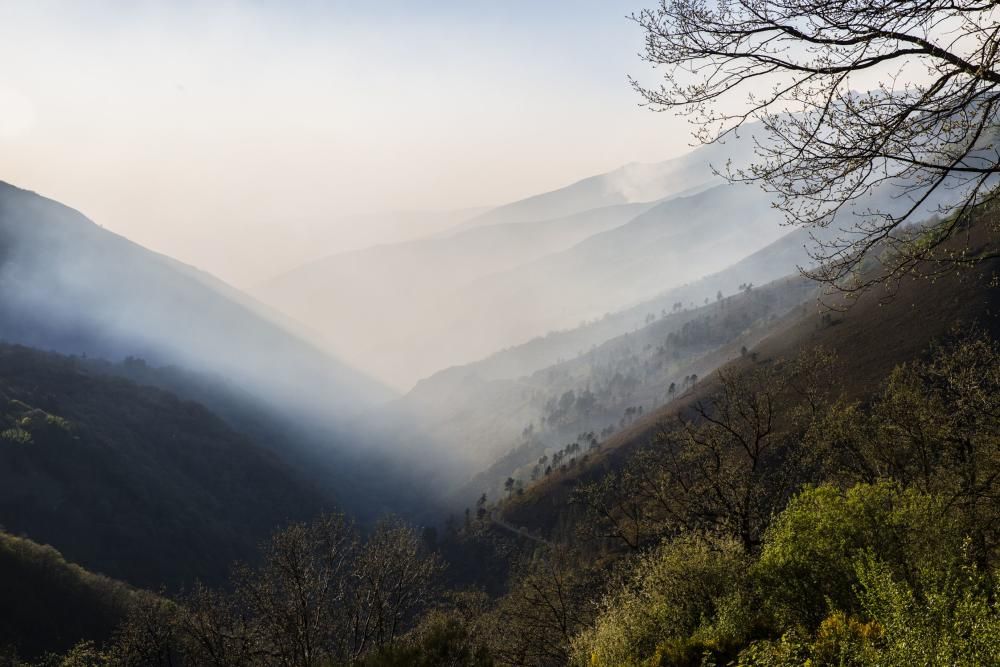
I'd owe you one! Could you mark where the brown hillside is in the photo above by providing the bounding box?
[502,217,1000,535]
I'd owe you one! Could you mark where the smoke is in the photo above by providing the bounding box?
[252,136,766,390]
[0,123,979,510]
[0,182,392,426]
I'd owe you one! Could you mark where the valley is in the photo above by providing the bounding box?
[4,2,1000,664]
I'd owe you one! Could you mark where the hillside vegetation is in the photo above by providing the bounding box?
[9,2,1000,664]
[19,324,1000,666]
[454,211,1000,665]
[386,269,816,505]
[0,343,330,589]
[0,531,149,661]
[15,199,997,667]
[502,211,1000,536]
[441,226,822,385]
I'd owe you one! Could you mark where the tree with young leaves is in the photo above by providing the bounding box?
[347,518,442,662]
[634,1,1000,296]
[815,329,1000,565]
[490,547,600,667]
[578,349,835,554]
[114,514,441,667]
[231,513,357,667]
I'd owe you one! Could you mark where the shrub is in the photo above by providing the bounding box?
[572,534,749,666]
[754,482,962,630]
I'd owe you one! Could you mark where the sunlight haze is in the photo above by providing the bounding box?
[3,2,1000,662]
[0,1,687,285]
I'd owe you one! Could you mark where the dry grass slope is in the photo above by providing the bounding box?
[502,215,1000,534]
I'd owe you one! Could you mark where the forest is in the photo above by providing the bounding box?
[4,321,998,666]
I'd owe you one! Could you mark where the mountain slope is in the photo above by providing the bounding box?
[265,180,784,390]
[459,141,740,230]
[253,139,759,389]
[376,268,817,503]
[454,227,821,383]
[0,181,392,420]
[0,530,149,660]
[255,201,657,388]
[396,183,784,384]
[389,158,961,386]
[0,343,330,590]
[461,283,818,505]
[500,212,1000,536]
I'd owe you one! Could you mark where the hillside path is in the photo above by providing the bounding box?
[489,509,551,546]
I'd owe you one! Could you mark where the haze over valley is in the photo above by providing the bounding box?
[3,2,1000,665]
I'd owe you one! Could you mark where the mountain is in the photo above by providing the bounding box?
[0,182,447,586]
[382,268,817,502]
[457,146,735,230]
[500,210,1000,537]
[450,227,821,384]
[244,205,495,285]
[0,343,331,590]
[0,181,393,421]
[387,183,784,385]
[255,201,659,388]
[252,140,760,389]
[254,129,969,391]
[375,173,988,505]
[256,183,784,389]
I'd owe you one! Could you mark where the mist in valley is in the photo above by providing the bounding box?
[3,2,1000,665]
[0,1,814,516]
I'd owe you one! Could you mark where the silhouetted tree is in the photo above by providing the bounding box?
[349,518,442,660]
[231,513,357,666]
[490,548,599,666]
[634,1,1000,295]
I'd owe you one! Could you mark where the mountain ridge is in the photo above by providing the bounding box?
[0,180,394,418]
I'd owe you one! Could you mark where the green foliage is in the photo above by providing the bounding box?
[363,611,494,667]
[0,398,73,447]
[0,426,31,444]
[10,295,1000,666]
[43,414,71,432]
[813,329,1000,562]
[854,554,1000,666]
[55,641,111,667]
[754,482,962,630]
[738,555,1000,666]
[738,476,1000,665]
[569,332,1000,667]
[571,535,750,667]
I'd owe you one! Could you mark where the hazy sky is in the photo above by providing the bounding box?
[0,1,692,285]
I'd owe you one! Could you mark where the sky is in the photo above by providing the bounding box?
[0,0,692,285]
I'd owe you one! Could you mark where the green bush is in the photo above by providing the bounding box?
[571,534,749,667]
[739,482,998,666]
[362,611,494,667]
[0,427,31,444]
[855,554,1000,666]
[754,482,962,630]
